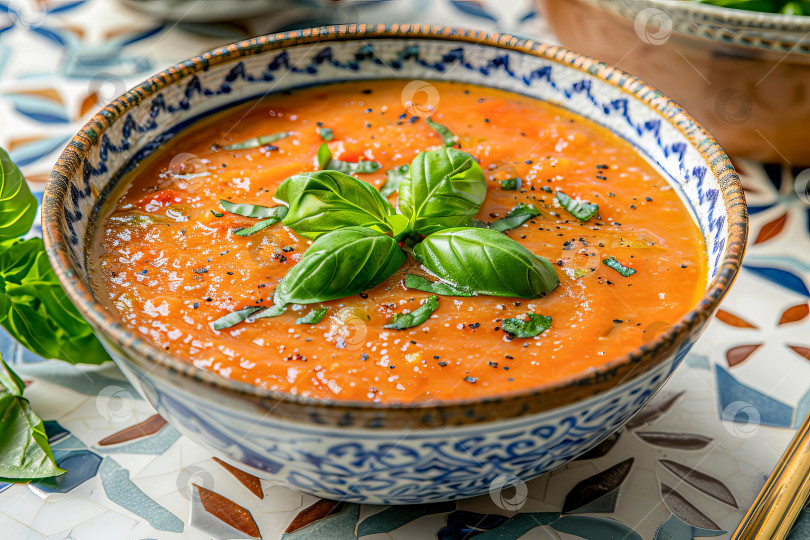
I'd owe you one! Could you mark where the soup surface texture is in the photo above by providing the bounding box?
[92,80,707,403]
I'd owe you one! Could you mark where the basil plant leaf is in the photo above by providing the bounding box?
[0,238,110,365]
[413,227,559,298]
[398,148,486,236]
[490,203,541,232]
[275,171,395,240]
[212,307,262,330]
[0,148,38,242]
[502,313,552,338]
[274,227,405,306]
[384,295,439,330]
[0,359,64,481]
[404,274,472,297]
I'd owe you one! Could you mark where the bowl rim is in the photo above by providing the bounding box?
[42,24,748,422]
[649,0,810,27]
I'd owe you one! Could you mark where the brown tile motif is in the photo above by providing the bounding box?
[213,457,264,499]
[98,414,167,446]
[285,499,344,534]
[193,483,260,538]
[779,303,809,325]
[753,212,788,244]
[725,344,762,367]
[715,309,757,329]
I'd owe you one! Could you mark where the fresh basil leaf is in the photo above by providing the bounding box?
[490,203,541,232]
[398,148,486,236]
[275,171,395,240]
[274,227,405,306]
[316,143,381,174]
[502,313,552,338]
[602,255,637,277]
[413,227,559,298]
[0,359,64,481]
[220,200,287,219]
[500,178,519,191]
[210,210,223,218]
[381,165,409,197]
[248,304,286,320]
[384,295,439,330]
[318,127,333,142]
[223,131,291,150]
[556,191,599,222]
[212,307,262,330]
[297,307,327,324]
[0,148,38,242]
[425,117,456,147]
[0,238,110,365]
[404,274,472,297]
[234,218,281,237]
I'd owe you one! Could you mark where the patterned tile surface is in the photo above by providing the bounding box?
[0,0,808,538]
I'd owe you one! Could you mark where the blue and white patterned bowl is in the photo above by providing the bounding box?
[42,25,747,504]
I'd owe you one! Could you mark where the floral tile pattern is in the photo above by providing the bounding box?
[0,0,808,538]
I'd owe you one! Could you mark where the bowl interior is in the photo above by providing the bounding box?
[43,26,746,419]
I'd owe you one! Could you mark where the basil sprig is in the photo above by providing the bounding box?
[384,295,439,330]
[220,200,288,237]
[398,147,486,236]
[213,307,261,330]
[223,131,291,150]
[380,165,409,197]
[0,359,64,481]
[603,256,637,277]
[317,127,333,142]
[413,228,559,298]
[317,143,381,174]
[274,227,405,306]
[490,203,541,232]
[556,191,599,222]
[404,274,472,297]
[502,313,552,338]
[425,117,456,147]
[276,171,396,240]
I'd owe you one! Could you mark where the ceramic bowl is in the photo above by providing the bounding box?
[539,0,810,164]
[43,25,747,504]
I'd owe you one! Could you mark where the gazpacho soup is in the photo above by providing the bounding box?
[91,80,707,403]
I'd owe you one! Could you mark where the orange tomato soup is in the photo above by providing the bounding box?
[91,81,707,403]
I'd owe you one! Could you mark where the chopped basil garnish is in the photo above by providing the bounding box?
[500,178,518,191]
[210,210,223,218]
[404,274,472,297]
[490,203,541,232]
[224,132,291,150]
[249,304,287,320]
[502,312,552,338]
[220,200,288,220]
[318,127,333,141]
[317,143,381,174]
[603,256,637,277]
[212,307,262,330]
[297,308,327,324]
[556,191,599,222]
[380,165,409,197]
[384,295,439,330]
[466,218,488,228]
[234,219,279,237]
[426,117,456,147]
